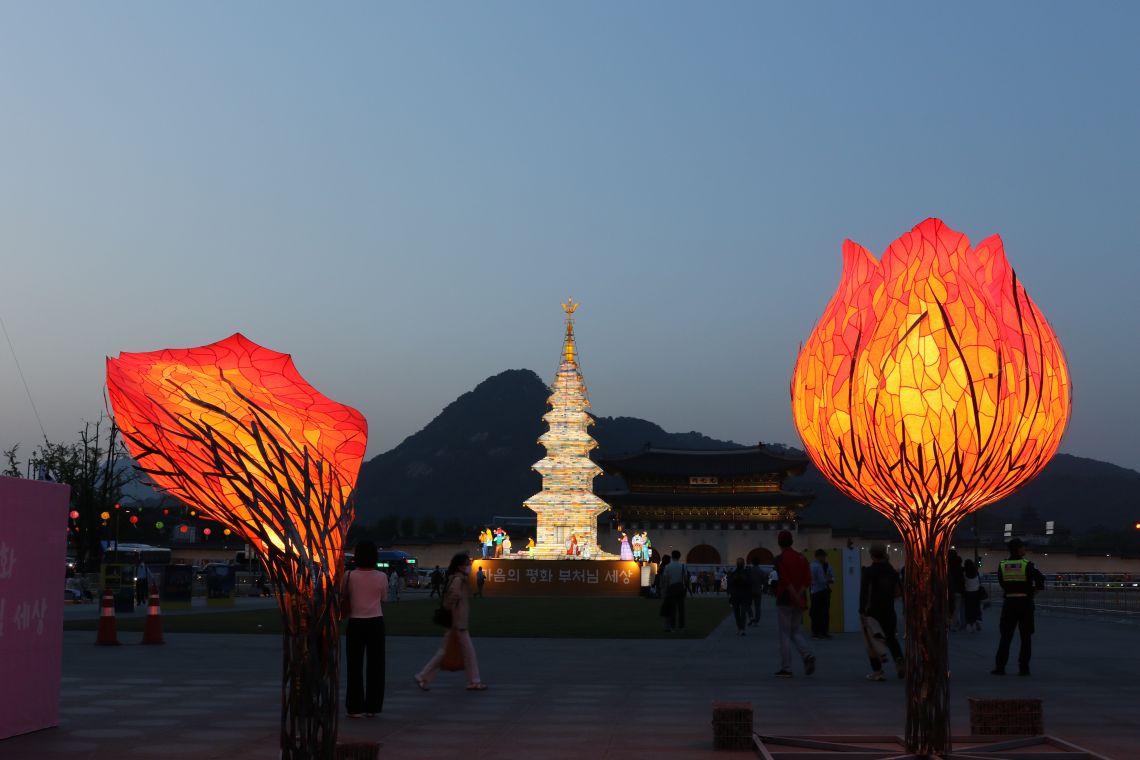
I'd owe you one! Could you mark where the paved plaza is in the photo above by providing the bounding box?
[3,601,1137,760]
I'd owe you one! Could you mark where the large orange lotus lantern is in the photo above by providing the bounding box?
[791,219,1070,755]
[106,334,367,760]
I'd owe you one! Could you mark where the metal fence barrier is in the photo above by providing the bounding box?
[979,574,1140,621]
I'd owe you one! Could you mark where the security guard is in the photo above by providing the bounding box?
[992,538,1045,676]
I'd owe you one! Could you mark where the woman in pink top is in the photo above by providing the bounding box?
[343,540,387,717]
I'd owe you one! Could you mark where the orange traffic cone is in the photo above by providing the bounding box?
[95,583,121,646]
[141,583,164,645]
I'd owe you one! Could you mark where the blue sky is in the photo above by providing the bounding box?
[1,3,1138,468]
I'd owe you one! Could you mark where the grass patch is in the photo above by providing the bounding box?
[64,597,731,639]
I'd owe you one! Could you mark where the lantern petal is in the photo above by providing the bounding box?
[791,220,1070,521]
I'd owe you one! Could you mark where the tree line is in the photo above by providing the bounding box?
[347,514,481,545]
[3,414,136,573]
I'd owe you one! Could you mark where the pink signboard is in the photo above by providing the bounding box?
[0,475,70,741]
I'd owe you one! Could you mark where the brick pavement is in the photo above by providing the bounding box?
[2,599,1137,759]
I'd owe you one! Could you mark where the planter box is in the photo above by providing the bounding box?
[712,701,753,751]
[969,697,1044,736]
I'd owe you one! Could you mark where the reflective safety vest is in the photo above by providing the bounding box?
[1000,559,1027,583]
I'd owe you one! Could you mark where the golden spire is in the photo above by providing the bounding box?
[561,299,578,363]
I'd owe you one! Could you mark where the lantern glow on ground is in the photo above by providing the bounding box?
[523,301,613,559]
[106,333,367,760]
[790,219,1070,756]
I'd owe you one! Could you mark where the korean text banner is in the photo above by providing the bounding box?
[0,476,70,740]
[469,559,641,596]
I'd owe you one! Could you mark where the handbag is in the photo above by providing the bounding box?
[340,570,352,621]
[439,631,465,672]
[432,576,455,628]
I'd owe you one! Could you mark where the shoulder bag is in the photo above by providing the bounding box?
[432,576,457,628]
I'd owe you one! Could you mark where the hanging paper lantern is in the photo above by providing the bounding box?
[224,528,231,535]
[101,511,110,520]
[156,522,164,529]
[130,516,138,524]
[204,528,212,536]
[70,510,79,519]
[180,525,188,533]
[790,219,1070,755]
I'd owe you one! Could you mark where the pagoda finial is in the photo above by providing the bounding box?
[561,299,578,363]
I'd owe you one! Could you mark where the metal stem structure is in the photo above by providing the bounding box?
[899,521,954,756]
[269,558,341,760]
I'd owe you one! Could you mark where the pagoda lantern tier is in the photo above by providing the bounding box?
[522,300,615,559]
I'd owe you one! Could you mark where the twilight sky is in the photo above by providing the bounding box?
[1,3,1138,470]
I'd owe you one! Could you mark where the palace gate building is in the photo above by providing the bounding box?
[594,444,815,566]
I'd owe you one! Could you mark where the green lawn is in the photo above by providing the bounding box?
[64,597,731,639]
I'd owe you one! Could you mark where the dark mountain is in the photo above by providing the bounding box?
[786,453,1140,534]
[354,369,750,524]
[353,369,1140,533]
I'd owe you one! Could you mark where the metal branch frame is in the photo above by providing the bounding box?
[119,386,352,760]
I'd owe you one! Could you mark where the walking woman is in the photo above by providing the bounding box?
[343,540,387,717]
[414,552,487,691]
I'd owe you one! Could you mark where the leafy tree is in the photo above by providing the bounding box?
[399,515,415,537]
[2,444,20,478]
[418,516,439,536]
[26,415,138,572]
[442,517,463,535]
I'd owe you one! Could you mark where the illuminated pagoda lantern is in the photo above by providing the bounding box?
[523,300,614,559]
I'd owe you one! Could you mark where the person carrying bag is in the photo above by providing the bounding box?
[414,553,487,691]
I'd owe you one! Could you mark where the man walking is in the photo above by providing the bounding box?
[474,566,486,598]
[428,566,443,598]
[860,543,904,680]
[809,549,835,640]
[662,550,687,633]
[748,556,765,626]
[992,538,1045,676]
[773,530,815,678]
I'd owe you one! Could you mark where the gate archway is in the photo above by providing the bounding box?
[686,544,722,565]
[746,546,775,565]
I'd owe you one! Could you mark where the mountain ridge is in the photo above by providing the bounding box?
[353,369,1140,532]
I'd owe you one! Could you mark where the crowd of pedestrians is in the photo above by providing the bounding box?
[654,533,1043,681]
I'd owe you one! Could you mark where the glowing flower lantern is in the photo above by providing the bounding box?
[129,516,138,524]
[203,528,211,536]
[70,510,79,520]
[156,522,164,529]
[791,220,1070,754]
[106,333,367,760]
[101,511,110,520]
[179,525,188,533]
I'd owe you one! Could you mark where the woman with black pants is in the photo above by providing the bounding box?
[343,540,388,717]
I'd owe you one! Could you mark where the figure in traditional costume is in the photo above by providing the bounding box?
[525,537,535,557]
[502,535,512,556]
[566,534,579,556]
[494,528,505,558]
[642,534,653,563]
[619,532,633,561]
[631,533,644,562]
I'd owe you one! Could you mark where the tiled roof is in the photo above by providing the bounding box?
[595,445,809,478]
[596,489,813,509]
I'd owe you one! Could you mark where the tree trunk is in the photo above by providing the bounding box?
[274,564,342,760]
[900,524,953,756]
